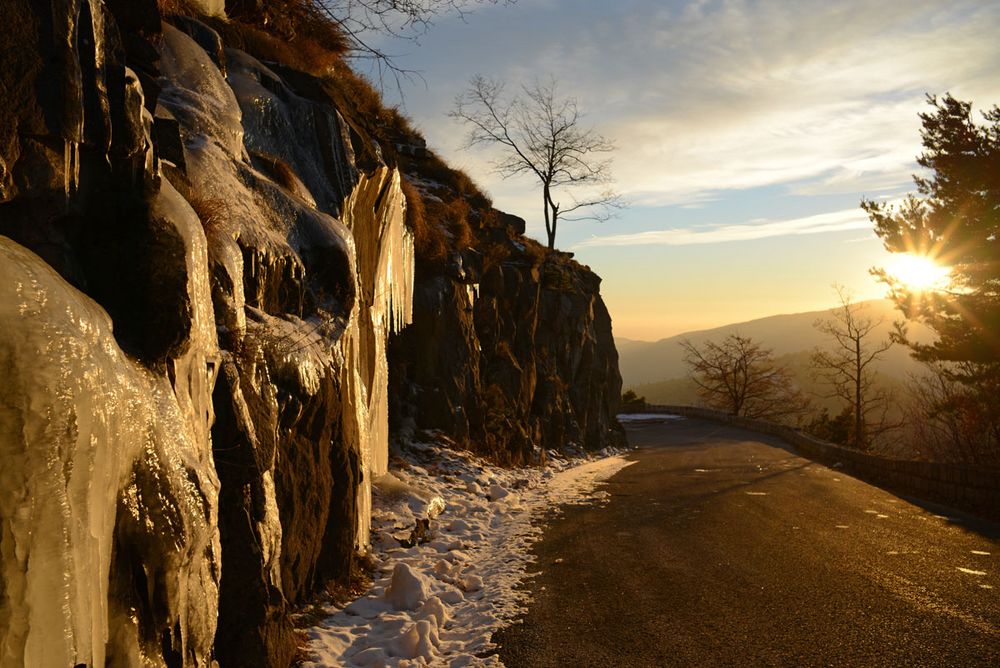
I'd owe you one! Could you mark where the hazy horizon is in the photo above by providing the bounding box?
[613,296,899,344]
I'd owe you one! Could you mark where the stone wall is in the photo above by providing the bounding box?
[637,405,1000,520]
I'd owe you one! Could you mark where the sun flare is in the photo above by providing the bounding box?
[886,254,950,291]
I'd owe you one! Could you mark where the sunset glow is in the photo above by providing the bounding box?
[886,254,950,291]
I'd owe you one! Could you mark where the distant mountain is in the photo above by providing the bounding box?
[614,337,649,354]
[619,299,934,390]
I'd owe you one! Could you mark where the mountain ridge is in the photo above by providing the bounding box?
[620,299,934,388]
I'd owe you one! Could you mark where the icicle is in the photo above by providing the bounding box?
[339,166,415,549]
[72,140,79,195]
[63,139,72,199]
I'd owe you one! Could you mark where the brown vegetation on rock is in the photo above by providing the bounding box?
[223,0,348,72]
[401,176,447,263]
[187,195,229,235]
[251,151,301,192]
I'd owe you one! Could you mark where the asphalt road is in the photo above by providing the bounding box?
[493,418,1000,667]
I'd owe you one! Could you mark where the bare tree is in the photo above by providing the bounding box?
[905,362,1000,465]
[810,288,896,449]
[680,334,810,423]
[312,1,515,90]
[450,75,623,249]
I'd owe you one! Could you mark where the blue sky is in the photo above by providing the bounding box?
[368,0,1000,339]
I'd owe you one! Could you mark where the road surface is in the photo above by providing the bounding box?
[493,418,1000,667]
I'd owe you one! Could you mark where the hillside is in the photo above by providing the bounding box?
[620,299,934,389]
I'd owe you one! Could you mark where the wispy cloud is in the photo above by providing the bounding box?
[574,208,871,248]
[409,0,1000,213]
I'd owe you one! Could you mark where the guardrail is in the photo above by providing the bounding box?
[627,404,1000,520]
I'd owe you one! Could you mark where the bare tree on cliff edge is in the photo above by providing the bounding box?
[450,74,624,250]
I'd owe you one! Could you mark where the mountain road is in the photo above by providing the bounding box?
[493,418,1000,667]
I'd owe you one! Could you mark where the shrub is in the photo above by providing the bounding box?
[620,390,647,412]
[425,197,472,253]
[804,407,853,445]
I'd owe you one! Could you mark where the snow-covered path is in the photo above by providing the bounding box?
[301,440,634,667]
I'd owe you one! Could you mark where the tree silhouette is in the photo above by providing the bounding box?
[450,75,622,250]
[864,94,1000,377]
[810,288,895,450]
[680,334,809,422]
[864,94,999,461]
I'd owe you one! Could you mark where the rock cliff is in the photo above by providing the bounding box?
[389,216,625,465]
[0,2,622,666]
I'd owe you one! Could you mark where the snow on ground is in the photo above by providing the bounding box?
[616,413,685,423]
[301,438,634,667]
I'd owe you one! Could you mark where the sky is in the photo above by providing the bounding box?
[366,0,1000,341]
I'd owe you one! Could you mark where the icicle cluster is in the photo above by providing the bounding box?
[340,167,416,546]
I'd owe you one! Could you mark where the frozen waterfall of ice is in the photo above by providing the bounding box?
[339,167,415,548]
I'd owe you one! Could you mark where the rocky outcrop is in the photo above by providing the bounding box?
[390,222,625,465]
[0,3,411,667]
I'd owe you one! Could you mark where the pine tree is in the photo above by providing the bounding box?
[864,94,1000,380]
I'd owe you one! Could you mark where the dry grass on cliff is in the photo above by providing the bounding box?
[401,176,447,263]
[251,151,300,192]
[407,152,493,215]
[424,197,472,253]
[157,0,199,16]
[218,0,349,74]
[187,195,229,236]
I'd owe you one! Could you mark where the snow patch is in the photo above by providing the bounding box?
[384,563,432,611]
[302,442,633,666]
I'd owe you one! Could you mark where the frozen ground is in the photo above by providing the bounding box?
[301,438,634,667]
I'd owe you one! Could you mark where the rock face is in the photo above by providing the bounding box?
[0,3,412,667]
[390,228,625,465]
[0,1,622,667]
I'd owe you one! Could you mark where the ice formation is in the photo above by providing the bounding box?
[0,10,416,664]
[0,229,220,666]
[340,167,415,547]
[159,20,414,562]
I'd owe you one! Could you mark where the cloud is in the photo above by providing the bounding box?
[406,0,1000,211]
[574,208,872,248]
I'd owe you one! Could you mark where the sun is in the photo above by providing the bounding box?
[885,254,950,291]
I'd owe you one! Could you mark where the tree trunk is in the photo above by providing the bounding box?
[855,338,864,448]
[543,183,554,249]
[548,208,558,250]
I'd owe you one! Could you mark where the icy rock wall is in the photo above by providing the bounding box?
[156,20,413,666]
[0,2,225,666]
[0,232,220,668]
[1,1,413,664]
